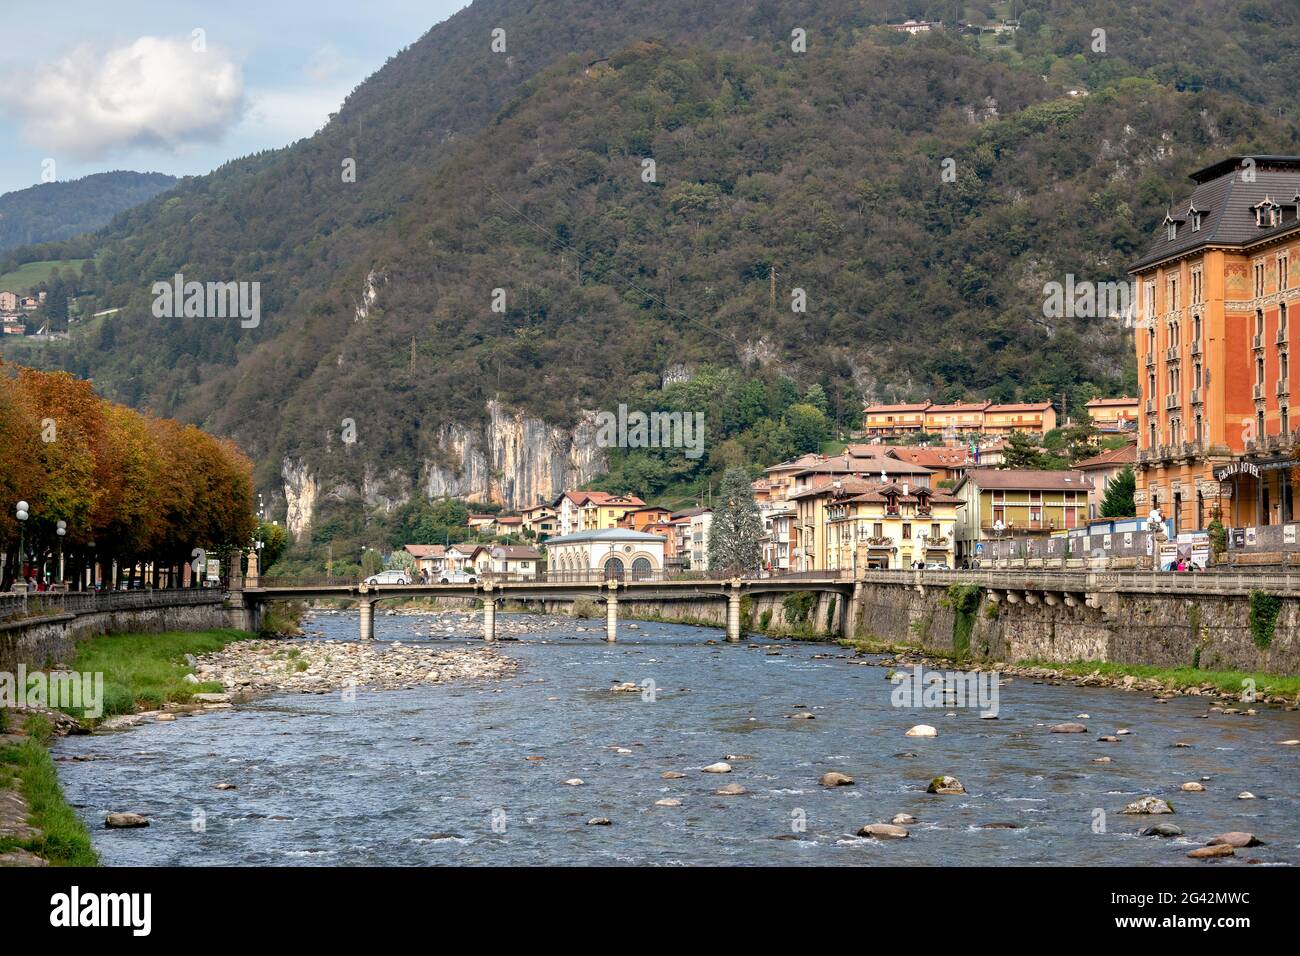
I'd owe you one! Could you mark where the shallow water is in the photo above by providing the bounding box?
[54,611,1300,866]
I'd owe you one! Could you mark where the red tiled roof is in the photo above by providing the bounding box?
[1086,396,1140,407]
[865,402,932,413]
[1074,444,1137,469]
[954,469,1092,492]
[404,544,445,558]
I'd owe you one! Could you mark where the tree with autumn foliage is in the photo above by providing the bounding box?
[0,362,256,589]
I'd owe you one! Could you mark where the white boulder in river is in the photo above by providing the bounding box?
[905,724,937,738]
[701,761,732,774]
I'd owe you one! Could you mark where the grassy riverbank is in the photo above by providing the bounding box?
[0,712,98,866]
[1016,659,1300,699]
[68,629,248,720]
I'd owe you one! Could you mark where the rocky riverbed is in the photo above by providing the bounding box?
[191,639,516,696]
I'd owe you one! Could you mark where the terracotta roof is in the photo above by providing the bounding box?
[495,516,522,524]
[865,402,932,413]
[793,455,934,478]
[985,402,1053,413]
[1086,397,1139,407]
[1074,445,1137,470]
[491,545,540,559]
[954,469,1092,493]
[763,453,825,474]
[403,544,445,558]
[927,401,992,413]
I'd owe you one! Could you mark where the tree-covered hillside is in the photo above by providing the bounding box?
[0,172,176,255]
[1,0,1296,513]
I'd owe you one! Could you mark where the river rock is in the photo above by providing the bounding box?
[1121,797,1174,814]
[891,813,917,825]
[661,771,687,779]
[715,783,748,796]
[1207,832,1262,848]
[654,798,681,807]
[905,724,937,738]
[587,817,612,826]
[1093,756,1112,763]
[1180,782,1205,792]
[1050,723,1088,733]
[563,778,584,786]
[182,673,200,685]
[1279,739,1300,746]
[1238,792,1256,800]
[1187,844,1235,859]
[820,771,855,787]
[214,783,237,791]
[701,761,732,773]
[1140,823,1183,837]
[858,823,909,839]
[927,775,965,795]
[105,812,149,829]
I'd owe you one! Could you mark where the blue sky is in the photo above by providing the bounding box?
[0,0,470,195]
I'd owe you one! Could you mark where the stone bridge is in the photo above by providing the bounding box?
[232,567,856,643]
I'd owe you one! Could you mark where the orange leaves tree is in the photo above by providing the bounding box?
[0,362,255,589]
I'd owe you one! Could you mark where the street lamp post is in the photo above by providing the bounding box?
[56,520,66,589]
[14,501,29,592]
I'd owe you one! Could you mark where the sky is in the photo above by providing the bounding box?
[0,0,471,195]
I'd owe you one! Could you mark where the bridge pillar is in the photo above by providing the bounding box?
[605,580,618,642]
[359,599,376,641]
[726,581,743,643]
[483,597,497,642]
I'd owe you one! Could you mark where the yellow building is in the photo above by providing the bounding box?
[790,479,962,570]
[863,402,932,436]
[982,402,1057,436]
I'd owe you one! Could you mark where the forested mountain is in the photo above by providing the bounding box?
[2,0,1297,549]
[0,172,176,254]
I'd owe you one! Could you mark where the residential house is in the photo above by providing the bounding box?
[545,529,667,579]
[0,291,17,312]
[618,505,672,531]
[1085,397,1140,432]
[467,514,498,534]
[443,543,488,576]
[402,544,446,578]
[863,402,932,436]
[982,402,1058,436]
[487,545,541,579]
[925,402,992,436]
[1074,442,1138,518]
[552,491,647,536]
[494,515,523,535]
[520,504,558,539]
[951,470,1092,562]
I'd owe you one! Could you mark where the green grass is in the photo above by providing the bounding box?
[1016,659,1300,699]
[0,259,91,293]
[68,629,248,720]
[0,715,98,866]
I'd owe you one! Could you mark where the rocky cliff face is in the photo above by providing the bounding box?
[282,400,605,539]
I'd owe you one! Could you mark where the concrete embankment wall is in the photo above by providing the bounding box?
[851,581,1300,674]
[0,603,229,671]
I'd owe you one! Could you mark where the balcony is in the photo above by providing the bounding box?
[1165,393,1180,409]
[1189,388,1201,405]
[1254,333,1265,350]
[1165,346,1179,362]
[1278,379,1290,397]
[1145,352,1155,368]
[1254,382,1265,400]
[1279,327,1289,345]
[1144,398,1155,415]
[1190,339,1202,356]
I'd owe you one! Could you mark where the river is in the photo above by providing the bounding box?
[53,610,1300,866]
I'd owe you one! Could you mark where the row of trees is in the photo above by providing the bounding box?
[0,362,256,590]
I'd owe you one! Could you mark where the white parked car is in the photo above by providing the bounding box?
[438,570,478,584]
[365,570,410,585]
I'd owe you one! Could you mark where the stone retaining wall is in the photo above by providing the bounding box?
[0,602,230,671]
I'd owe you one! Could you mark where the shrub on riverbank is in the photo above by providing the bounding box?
[259,600,305,638]
[571,598,600,619]
[1018,659,1300,699]
[68,629,248,720]
[0,714,98,866]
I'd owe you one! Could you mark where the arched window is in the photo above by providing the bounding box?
[604,557,625,581]
[631,557,652,580]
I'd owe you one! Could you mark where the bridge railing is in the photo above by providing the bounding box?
[855,566,1300,595]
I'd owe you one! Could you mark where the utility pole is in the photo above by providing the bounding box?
[769,264,776,310]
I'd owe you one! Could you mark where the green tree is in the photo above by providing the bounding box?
[785,403,829,455]
[256,519,289,571]
[706,468,764,574]
[1100,465,1136,518]
[1000,431,1045,469]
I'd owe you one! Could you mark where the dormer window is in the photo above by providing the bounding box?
[1166,220,1177,241]
[1254,197,1281,228]
[1191,207,1202,231]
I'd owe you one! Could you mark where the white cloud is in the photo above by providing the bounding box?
[3,35,245,158]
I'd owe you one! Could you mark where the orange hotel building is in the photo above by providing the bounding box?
[1131,155,1300,533]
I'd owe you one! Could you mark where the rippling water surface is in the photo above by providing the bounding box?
[54,611,1300,866]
